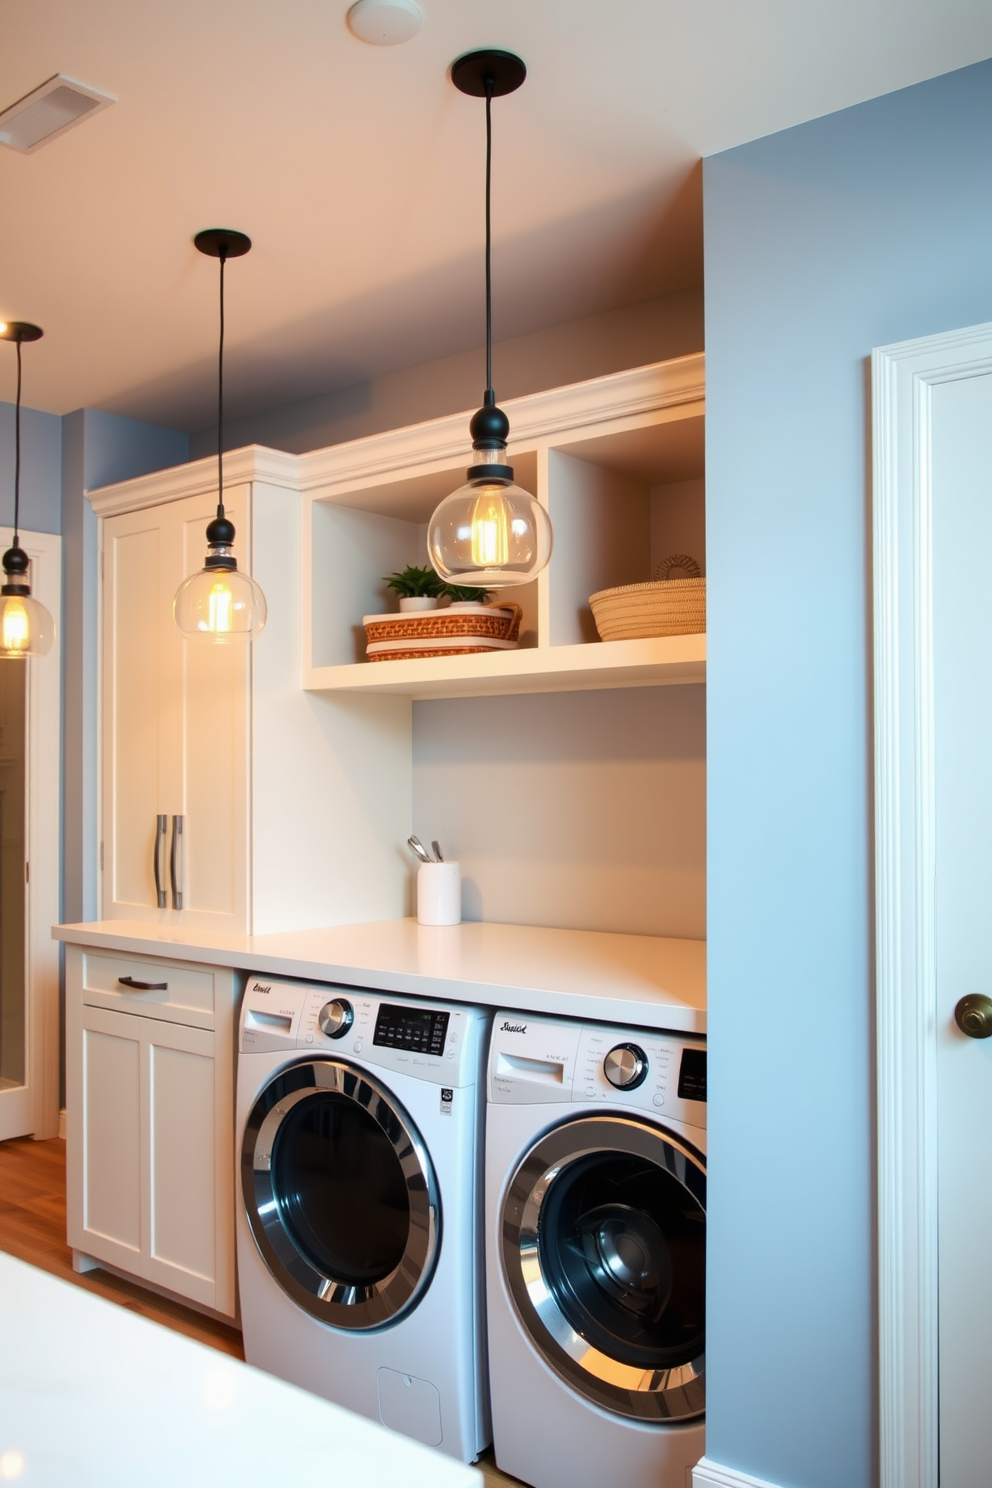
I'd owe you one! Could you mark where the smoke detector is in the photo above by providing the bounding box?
[347,0,423,46]
[0,74,115,154]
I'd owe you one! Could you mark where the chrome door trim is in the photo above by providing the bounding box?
[500,1113,705,1422]
[242,1059,440,1331]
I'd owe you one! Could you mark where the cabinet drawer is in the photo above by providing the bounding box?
[81,951,218,1029]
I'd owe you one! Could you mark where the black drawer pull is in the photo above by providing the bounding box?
[118,976,169,992]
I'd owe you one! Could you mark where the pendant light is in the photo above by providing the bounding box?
[0,322,54,659]
[427,51,553,589]
[173,229,267,641]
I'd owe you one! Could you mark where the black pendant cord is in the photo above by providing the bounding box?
[12,337,21,548]
[217,246,227,522]
[484,78,493,402]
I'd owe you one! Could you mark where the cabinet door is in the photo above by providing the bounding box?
[68,1002,235,1318]
[70,1004,143,1273]
[101,487,250,932]
[102,505,175,918]
[145,1016,235,1315]
[171,487,250,931]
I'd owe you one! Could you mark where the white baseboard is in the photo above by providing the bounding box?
[58,1107,66,1140]
[693,1458,783,1488]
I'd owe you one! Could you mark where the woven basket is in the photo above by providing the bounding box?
[364,602,522,662]
[590,557,705,641]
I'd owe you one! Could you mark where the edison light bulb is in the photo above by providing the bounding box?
[0,592,54,658]
[2,599,29,652]
[469,486,511,568]
[207,580,234,634]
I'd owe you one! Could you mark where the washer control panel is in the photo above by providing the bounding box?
[240,975,487,1089]
[489,1010,706,1126]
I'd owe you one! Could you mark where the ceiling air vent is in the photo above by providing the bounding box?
[0,74,115,153]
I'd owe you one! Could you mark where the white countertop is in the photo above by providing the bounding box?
[0,1253,481,1488]
[53,917,706,1033]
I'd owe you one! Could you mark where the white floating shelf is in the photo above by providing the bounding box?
[303,634,706,700]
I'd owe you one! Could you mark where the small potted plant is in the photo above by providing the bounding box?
[383,565,448,612]
[384,566,492,612]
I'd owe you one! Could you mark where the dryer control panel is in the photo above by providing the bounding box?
[240,975,487,1089]
[489,1010,706,1127]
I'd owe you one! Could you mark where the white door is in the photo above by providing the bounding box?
[931,365,992,1488]
[101,486,250,931]
[0,530,61,1143]
[874,323,992,1488]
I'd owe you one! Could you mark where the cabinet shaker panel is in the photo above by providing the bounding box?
[105,519,168,915]
[147,1027,222,1308]
[78,1012,142,1265]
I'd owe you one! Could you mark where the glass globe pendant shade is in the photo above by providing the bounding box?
[0,547,54,658]
[173,536,267,642]
[428,402,552,588]
[428,471,553,588]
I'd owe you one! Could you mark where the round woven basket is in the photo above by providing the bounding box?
[589,577,705,640]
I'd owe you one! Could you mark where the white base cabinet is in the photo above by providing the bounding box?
[65,944,237,1319]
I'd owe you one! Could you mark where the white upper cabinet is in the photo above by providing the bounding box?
[101,486,249,931]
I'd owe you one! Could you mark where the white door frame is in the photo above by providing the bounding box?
[873,320,992,1488]
[0,528,61,1140]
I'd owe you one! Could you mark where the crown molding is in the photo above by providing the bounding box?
[296,353,705,494]
[86,446,302,516]
[84,352,705,515]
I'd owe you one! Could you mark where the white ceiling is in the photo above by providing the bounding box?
[1,0,990,430]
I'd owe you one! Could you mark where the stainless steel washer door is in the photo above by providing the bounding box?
[501,1114,705,1422]
[242,1059,440,1330]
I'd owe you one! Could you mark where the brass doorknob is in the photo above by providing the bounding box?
[954,995,992,1039]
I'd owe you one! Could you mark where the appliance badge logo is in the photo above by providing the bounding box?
[440,1088,453,1116]
[253,984,271,994]
[501,1021,527,1034]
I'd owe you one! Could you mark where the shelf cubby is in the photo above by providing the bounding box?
[301,355,705,698]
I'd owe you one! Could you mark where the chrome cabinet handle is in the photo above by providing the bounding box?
[170,814,184,911]
[153,814,167,909]
[118,976,168,991]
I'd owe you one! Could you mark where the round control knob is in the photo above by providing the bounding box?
[954,994,992,1040]
[318,999,354,1040]
[603,1043,648,1090]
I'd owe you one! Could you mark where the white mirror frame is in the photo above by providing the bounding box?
[0,528,62,1140]
[873,320,992,1488]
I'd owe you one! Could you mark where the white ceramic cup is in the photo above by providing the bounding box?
[417,861,461,926]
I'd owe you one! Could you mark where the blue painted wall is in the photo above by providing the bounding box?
[703,58,992,1488]
[0,401,62,535]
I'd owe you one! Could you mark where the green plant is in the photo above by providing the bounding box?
[383,565,447,599]
[444,582,490,603]
[382,566,492,604]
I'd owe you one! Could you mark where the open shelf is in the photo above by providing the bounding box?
[301,356,706,700]
[303,633,705,699]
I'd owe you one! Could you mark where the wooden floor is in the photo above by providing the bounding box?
[0,1134,245,1356]
[0,1134,522,1486]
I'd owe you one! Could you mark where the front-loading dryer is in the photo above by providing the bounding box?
[236,975,491,1462]
[486,1011,706,1488]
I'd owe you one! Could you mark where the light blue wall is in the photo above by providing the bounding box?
[0,401,62,535]
[704,58,992,1488]
[61,411,188,926]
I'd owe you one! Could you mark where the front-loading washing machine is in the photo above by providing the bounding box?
[486,1011,706,1488]
[236,974,491,1462]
